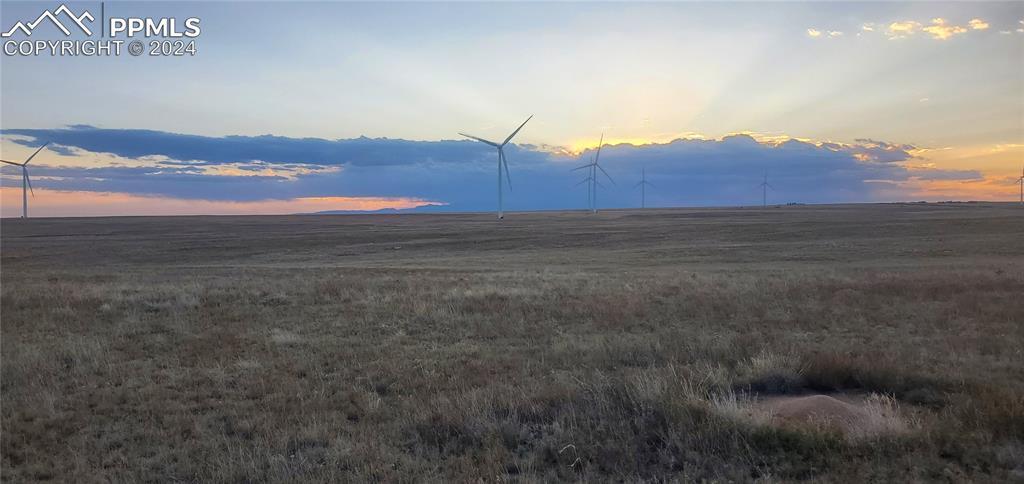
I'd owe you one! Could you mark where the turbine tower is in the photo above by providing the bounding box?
[1,141,48,218]
[459,116,533,220]
[758,172,773,208]
[571,134,613,213]
[634,167,655,208]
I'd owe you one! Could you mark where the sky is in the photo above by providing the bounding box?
[1,1,1022,217]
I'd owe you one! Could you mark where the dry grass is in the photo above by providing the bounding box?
[2,204,1023,481]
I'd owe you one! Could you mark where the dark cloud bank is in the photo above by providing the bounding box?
[1,125,981,211]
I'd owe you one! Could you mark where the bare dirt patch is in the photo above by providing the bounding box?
[753,393,911,439]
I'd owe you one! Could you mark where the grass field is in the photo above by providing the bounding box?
[2,203,1023,482]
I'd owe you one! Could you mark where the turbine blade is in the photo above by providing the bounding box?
[501,115,533,146]
[458,133,499,147]
[24,142,49,165]
[572,163,593,172]
[597,164,615,184]
[502,152,512,192]
[575,178,591,187]
[1,160,23,166]
[25,171,34,196]
[646,182,656,188]
[634,181,643,189]
[593,133,604,165]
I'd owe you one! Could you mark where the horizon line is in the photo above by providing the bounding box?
[1,200,1016,220]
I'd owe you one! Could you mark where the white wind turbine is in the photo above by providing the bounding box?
[459,116,533,219]
[634,167,655,209]
[572,134,614,213]
[758,171,773,208]
[1,142,49,218]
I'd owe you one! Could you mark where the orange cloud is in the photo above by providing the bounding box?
[908,175,1022,201]
[0,189,441,218]
[968,18,990,30]
[913,142,1023,174]
[887,20,922,39]
[922,18,968,40]
[903,141,1024,201]
[567,133,706,155]
[882,18,982,40]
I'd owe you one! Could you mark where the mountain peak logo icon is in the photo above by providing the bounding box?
[1,4,94,38]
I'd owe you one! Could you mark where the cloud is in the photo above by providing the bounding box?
[872,18,990,40]
[906,168,983,181]
[0,188,438,218]
[0,127,955,212]
[904,174,1021,201]
[848,139,918,163]
[1,125,530,168]
[922,18,968,40]
[807,28,842,39]
[886,20,922,39]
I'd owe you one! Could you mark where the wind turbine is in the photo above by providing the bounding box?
[1,142,48,218]
[758,172,773,208]
[634,167,655,209]
[459,116,532,219]
[571,134,614,213]
[572,153,594,211]
[1017,164,1023,205]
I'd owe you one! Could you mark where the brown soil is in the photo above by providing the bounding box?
[767,395,867,430]
[755,393,907,437]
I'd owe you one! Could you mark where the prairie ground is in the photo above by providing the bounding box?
[2,203,1023,482]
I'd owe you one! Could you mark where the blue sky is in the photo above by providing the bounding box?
[1,1,1022,216]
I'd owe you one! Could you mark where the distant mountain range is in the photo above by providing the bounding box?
[307,205,452,215]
